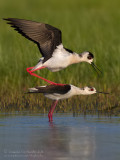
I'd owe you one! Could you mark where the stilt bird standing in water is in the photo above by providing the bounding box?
[27,84,109,121]
[4,18,101,85]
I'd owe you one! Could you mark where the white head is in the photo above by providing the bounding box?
[79,51,102,75]
[80,86,109,95]
[79,51,94,64]
[81,86,97,95]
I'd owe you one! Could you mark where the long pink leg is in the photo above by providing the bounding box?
[48,101,55,121]
[27,66,57,85]
[48,100,58,121]
[26,66,65,86]
[50,100,58,121]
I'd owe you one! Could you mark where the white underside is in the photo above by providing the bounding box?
[44,91,73,100]
[32,44,74,72]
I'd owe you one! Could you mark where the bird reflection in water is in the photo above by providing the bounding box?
[27,121,96,160]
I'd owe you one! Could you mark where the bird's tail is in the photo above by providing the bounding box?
[31,58,44,71]
[25,88,39,94]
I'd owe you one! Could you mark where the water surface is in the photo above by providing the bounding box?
[0,112,120,160]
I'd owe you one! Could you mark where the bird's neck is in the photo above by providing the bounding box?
[71,85,86,96]
[70,53,83,64]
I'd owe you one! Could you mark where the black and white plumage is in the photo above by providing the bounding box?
[27,84,108,121]
[4,18,101,73]
[5,18,62,63]
[28,84,97,100]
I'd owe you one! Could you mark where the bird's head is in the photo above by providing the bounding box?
[79,51,94,63]
[79,51,102,75]
[81,86,109,95]
[81,86,96,95]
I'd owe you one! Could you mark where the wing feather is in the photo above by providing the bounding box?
[4,18,62,62]
[35,85,71,94]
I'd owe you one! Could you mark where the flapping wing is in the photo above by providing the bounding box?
[35,85,71,94]
[4,18,62,62]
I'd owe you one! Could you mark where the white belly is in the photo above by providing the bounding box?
[44,58,69,72]
[43,45,71,72]
[44,92,73,100]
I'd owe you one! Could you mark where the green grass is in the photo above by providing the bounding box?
[0,0,120,112]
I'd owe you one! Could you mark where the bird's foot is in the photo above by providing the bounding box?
[26,67,34,73]
[48,113,53,122]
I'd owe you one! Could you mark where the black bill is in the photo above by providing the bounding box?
[97,91,109,94]
[91,62,102,75]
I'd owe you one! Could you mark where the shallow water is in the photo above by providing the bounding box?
[0,112,120,160]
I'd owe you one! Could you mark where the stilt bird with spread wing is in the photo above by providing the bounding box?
[4,18,101,85]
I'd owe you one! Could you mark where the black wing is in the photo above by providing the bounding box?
[4,18,62,62]
[35,84,71,94]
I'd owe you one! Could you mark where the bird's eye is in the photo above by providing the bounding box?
[90,88,94,91]
[87,55,92,60]
[87,52,94,60]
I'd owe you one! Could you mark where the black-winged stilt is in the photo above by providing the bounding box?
[4,18,101,85]
[27,84,109,121]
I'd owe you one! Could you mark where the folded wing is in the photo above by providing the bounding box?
[29,85,71,94]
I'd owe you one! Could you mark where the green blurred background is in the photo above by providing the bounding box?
[0,0,120,112]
